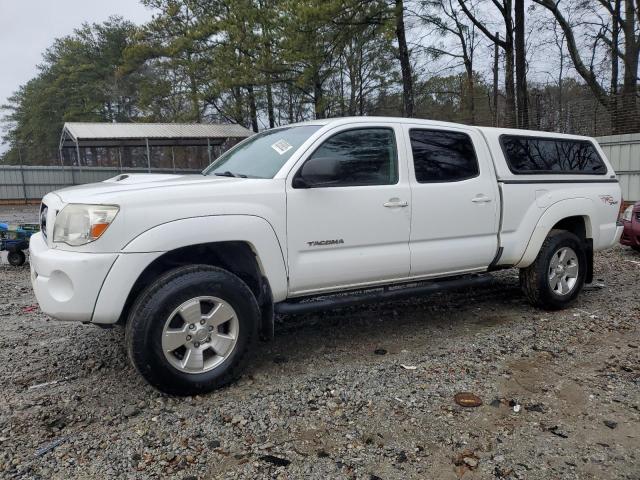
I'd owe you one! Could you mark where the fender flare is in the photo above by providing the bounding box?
[122,214,288,299]
[92,215,288,324]
[515,198,594,268]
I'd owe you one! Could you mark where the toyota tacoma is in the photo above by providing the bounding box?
[30,117,624,395]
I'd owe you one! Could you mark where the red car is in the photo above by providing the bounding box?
[620,202,640,252]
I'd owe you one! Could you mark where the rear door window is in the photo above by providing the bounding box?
[501,136,606,174]
[409,129,479,183]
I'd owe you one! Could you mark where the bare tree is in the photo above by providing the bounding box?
[458,0,517,127]
[493,31,500,126]
[533,0,640,134]
[420,0,480,123]
[514,0,528,128]
[395,0,415,116]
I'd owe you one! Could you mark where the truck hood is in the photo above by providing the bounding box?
[42,172,286,253]
[55,173,241,203]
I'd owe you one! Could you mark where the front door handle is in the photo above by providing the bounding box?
[471,195,492,204]
[384,199,409,208]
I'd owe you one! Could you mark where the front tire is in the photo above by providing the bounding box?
[126,265,259,395]
[520,231,586,310]
[7,250,26,267]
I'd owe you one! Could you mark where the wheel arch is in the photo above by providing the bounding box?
[92,215,287,336]
[516,198,595,268]
[120,240,266,314]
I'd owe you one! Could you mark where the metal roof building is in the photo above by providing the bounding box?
[59,122,253,170]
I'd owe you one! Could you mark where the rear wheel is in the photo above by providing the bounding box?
[7,250,26,267]
[126,265,259,395]
[632,246,640,253]
[520,231,586,310]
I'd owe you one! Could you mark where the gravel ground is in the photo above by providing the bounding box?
[0,205,639,479]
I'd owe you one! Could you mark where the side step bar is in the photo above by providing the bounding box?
[274,274,494,315]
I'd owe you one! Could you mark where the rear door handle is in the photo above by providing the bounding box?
[384,199,408,208]
[471,195,492,204]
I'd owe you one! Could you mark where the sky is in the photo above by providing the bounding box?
[0,0,153,153]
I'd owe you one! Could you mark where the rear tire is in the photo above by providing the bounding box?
[632,246,640,253]
[126,265,259,396]
[7,250,26,267]
[520,231,586,310]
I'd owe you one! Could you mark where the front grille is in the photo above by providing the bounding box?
[40,203,48,239]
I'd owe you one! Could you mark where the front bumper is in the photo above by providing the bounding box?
[620,220,640,247]
[29,232,118,322]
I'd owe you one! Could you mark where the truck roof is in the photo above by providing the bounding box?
[288,116,595,141]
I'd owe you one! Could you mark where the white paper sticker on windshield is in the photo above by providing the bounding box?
[271,139,293,155]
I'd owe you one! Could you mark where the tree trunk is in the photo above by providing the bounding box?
[232,87,244,126]
[246,85,259,132]
[609,0,620,133]
[339,56,346,117]
[189,74,200,123]
[620,0,639,133]
[395,0,414,117]
[504,45,516,128]
[288,86,294,123]
[346,49,357,115]
[514,0,529,129]
[493,32,499,126]
[266,80,275,128]
[558,60,564,131]
[532,0,611,115]
[313,70,325,119]
[464,59,475,124]
[358,47,365,116]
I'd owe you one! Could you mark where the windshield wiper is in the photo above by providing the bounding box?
[214,171,247,178]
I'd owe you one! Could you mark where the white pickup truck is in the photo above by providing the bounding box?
[30,117,623,395]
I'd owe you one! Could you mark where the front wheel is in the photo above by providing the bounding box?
[126,265,259,395]
[7,250,26,267]
[520,231,586,310]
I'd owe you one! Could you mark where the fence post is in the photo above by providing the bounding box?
[19,164,28,204]
[71,149,78,186]
[146,138,151,173]
[76,142,82,170]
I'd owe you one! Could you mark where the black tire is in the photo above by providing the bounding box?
[125,265,259,396]
[7,250,26,267]
[519,230,587,310]
[632,246,640,253]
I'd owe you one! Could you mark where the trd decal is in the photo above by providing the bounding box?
[307,239,345,247]
[599,195,619,206]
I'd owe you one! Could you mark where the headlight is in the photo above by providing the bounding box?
[53,204,119,246]
[622,205,633,222]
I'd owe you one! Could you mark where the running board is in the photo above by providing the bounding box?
[274,274,494,315]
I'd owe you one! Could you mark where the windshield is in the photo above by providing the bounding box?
[204,125,322,178]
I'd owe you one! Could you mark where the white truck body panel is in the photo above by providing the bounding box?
[29,117,623,324]
[402,123,501,276]
[285,122,412,294]
[479,128,622,266]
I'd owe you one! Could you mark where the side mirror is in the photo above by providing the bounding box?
[294,157,341,188]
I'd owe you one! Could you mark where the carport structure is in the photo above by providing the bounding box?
[59,122,253,171]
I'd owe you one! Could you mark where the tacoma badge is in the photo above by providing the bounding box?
[307,239,345,247]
